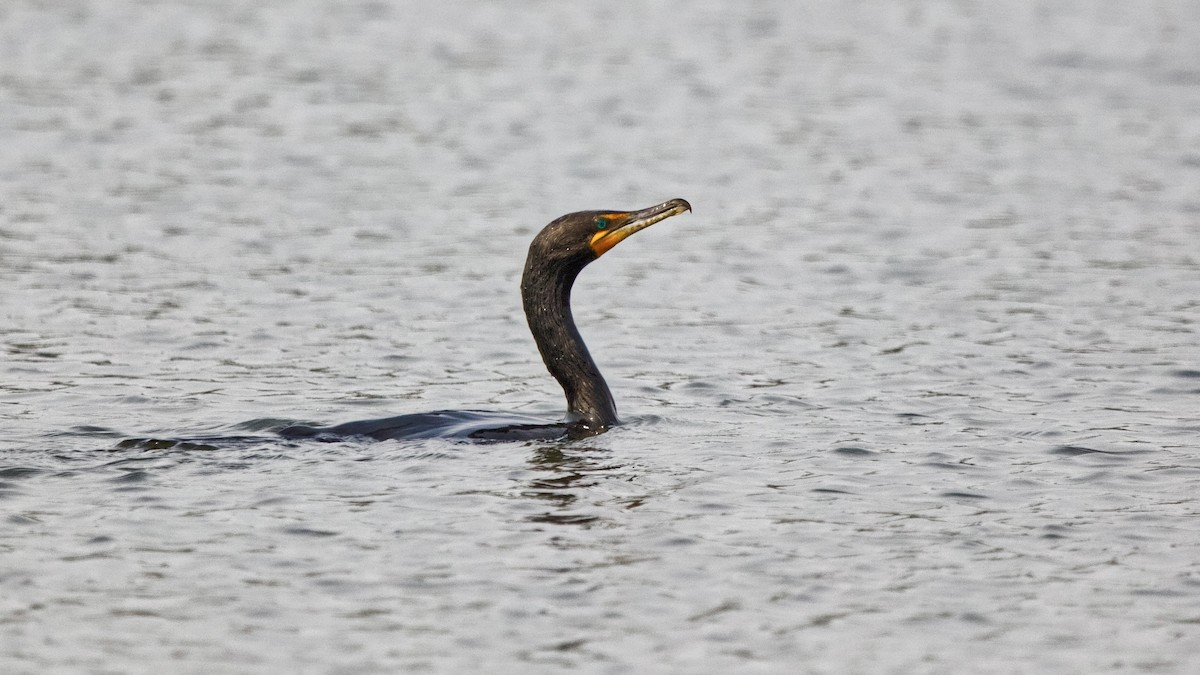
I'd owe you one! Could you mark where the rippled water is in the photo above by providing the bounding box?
[3,1,1200,672]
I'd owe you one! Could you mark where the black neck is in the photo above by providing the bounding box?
[521,255,617,431]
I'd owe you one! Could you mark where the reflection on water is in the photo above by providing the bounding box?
[523,446,621,526]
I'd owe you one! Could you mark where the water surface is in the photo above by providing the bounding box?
[2,1,1199,672]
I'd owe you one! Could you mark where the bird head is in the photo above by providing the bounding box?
[527,198,693,270]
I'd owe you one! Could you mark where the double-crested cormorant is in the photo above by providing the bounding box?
[280,198,692,442]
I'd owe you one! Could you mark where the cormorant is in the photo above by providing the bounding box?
[279,198,692,442]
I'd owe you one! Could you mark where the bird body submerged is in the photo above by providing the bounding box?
[280,198,691,442]
[279,410,570,442]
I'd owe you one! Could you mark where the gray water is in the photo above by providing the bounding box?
[3,1,1200,672]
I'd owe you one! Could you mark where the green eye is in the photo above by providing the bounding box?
[595,217,607,230]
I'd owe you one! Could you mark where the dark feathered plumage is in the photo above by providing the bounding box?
[280,198,691,442]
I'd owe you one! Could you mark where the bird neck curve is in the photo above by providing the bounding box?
[521,254,618,432]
